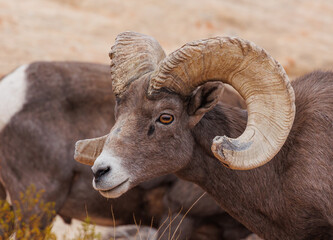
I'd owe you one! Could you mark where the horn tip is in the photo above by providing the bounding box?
[211,136,255,170]
[74,140,95,166]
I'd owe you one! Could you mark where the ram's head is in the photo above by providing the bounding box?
[74,32,295,198]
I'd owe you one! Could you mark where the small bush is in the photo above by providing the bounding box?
[0,185,105,240]
[0,185,56,240]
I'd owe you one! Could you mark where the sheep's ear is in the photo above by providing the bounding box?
[74,135,108,166]
[187,82,224,128]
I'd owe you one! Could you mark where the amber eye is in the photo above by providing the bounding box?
[158,114,174,125]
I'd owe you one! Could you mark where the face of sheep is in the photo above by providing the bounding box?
[74,31,296,198]
[91,76,217,197]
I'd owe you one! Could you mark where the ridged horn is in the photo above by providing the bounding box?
[149,37,295,170]
[74,135,108,166]
[110,31,166,96]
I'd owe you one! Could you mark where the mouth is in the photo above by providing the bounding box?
[99,178,129,195]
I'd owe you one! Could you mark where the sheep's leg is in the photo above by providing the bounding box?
[58,169,116,226]
[0,183,6,200]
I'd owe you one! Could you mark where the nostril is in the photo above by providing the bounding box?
[93,166,111,182]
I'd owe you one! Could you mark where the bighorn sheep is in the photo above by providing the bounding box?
[0,61,251,239]
[75,32,333,239]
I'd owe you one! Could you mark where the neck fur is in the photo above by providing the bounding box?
[177,104,289,238]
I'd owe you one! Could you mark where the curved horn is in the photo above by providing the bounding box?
[74,135,108,166]
[149,37,295,170]
[110,31,166,97]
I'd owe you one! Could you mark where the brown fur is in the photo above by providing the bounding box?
[95,70,333,239]
[0,61,250,239]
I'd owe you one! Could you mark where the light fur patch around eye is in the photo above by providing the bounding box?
[0,65,28,132]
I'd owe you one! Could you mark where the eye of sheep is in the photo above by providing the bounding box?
[158,114,174,125]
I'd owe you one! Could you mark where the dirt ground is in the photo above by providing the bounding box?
[1,0,332,238]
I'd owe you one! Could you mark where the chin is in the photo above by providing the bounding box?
[99,189,124,198]
[98,181,130,198]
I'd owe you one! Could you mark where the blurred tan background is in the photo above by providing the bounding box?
[1,0,333,79]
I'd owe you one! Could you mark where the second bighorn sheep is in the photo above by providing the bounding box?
[76,32,333,239]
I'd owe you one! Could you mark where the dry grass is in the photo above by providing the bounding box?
[0,188,224,240]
